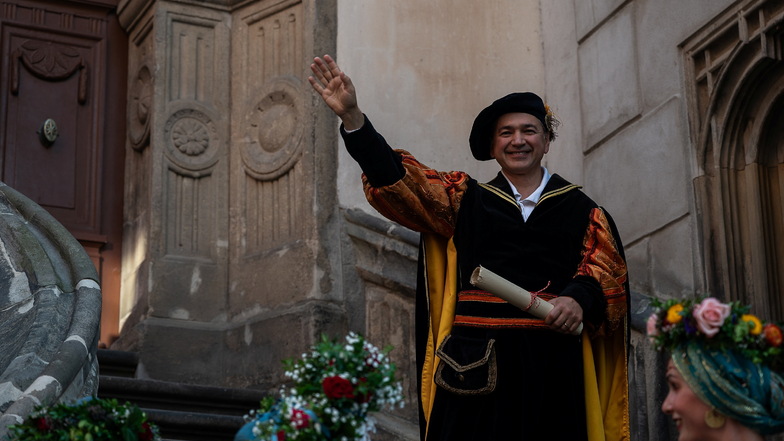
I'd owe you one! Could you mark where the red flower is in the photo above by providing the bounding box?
[138,422,154,441]
[35,417,50,432]
[322,376,355,399]
[276,429,286,440]
[290,409,310,429]
[764,323,783,347]
[355,377,373,403]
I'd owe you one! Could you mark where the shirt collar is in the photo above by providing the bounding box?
[502,167,551,204]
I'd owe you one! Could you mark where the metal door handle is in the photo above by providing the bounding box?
[38,118,58,146]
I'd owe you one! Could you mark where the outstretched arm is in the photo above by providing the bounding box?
[310,56,467,237]
[308,55,365,130]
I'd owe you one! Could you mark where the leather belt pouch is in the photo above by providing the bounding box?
[434,334,497,395]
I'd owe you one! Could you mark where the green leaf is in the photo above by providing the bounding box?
[122,426,137,441]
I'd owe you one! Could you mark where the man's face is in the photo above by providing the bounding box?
[489,113,550,178]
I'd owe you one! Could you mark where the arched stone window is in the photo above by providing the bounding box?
[684,1,784,317]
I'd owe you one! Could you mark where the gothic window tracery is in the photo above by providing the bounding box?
[684,0,784,317]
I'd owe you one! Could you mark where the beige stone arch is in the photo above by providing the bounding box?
[685,0,784,316]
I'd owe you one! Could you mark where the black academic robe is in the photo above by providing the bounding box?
[342,116,630,441]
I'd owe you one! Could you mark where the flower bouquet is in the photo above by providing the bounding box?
[237,332,404,441]
[647,296,784,369]
[8,397,160,441]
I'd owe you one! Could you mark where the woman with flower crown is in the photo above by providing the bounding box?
[647,297,784,441]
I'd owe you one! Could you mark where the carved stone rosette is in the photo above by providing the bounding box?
[163,107,220,172]
[242,76,304,181]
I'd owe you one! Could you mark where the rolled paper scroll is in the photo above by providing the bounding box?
[469,266,583,335]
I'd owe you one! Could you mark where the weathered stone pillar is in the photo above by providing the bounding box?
[115,0,341,388]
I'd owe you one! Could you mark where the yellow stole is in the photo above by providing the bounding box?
[419,233,630,441]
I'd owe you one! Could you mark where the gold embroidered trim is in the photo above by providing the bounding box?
[434,336,498,395]
[537,184,581,206]
[478,183,519,210]
[480,182,583,210]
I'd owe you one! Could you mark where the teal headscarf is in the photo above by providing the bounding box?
[672,341,784,435]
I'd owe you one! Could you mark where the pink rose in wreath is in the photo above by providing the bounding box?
[646,313,659,339]
[692,297,730,337]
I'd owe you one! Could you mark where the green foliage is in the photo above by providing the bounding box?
[8,397,160,441]
[245,332,404,441]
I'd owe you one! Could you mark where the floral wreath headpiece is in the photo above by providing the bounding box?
[647,296,784,371]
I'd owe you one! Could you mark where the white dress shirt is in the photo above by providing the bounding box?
[501,167,551,221]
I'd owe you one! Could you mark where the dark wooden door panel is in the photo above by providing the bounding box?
[0,0,127,346]
[2,29,100,234]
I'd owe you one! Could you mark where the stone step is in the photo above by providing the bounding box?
[98,351,265,441]
[98,377,264,441]
[98,376,265,415]
[143,408,247,441]
[97,349,138,378]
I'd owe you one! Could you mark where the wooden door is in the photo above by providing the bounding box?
[0,0,127,346]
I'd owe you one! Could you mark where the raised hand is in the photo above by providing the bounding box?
[308,55,364,130]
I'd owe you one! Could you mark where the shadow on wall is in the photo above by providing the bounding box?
[0,181,101,437]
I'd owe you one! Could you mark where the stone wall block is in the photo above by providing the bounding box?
[585,98,689,243]
[222,301,346,389]
[343,208,419,428]
[233,0,307,253]
[121,8,154,324]
[228,240,315,312]
[573,0,627,41]
[152,259,221,321]
[366,285,417,424]
[648,217,697,298]
[624,238,651,296]
[345,210,418,298]
[577,5,641,149]
[153,4,230,320]
[636,0,735,113]
[541,0,584,185]
[229,0,315,317]
[628,331,674,441]
[133,321,225,385]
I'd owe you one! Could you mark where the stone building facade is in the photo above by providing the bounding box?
[105,0,784,439]
[538,1,783,439]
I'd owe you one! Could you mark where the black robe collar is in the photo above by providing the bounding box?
[483,171,582,206]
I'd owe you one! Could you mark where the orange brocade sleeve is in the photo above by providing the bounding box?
[577,207,628,331]
[362,150,470,238]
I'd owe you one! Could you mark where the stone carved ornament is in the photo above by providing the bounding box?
[128,65,153,151]
[242,76,304,181]
[163,108,219,172]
